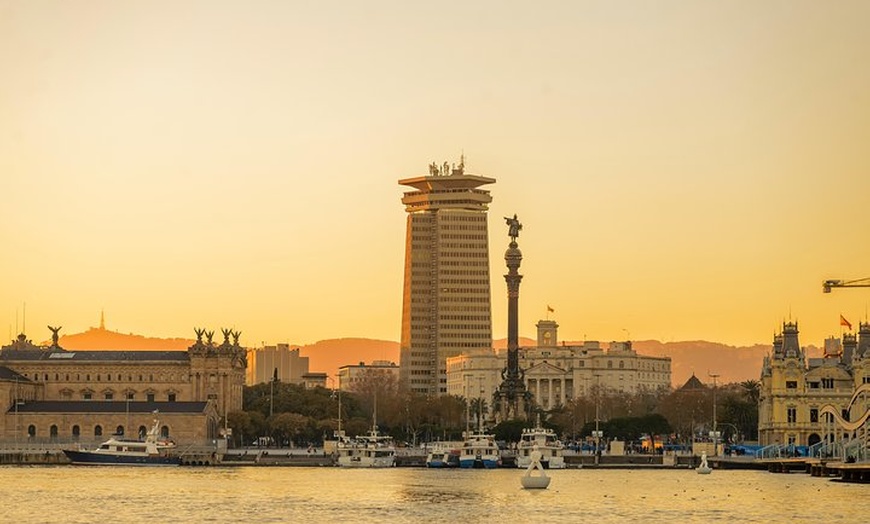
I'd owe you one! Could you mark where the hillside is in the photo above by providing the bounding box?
[47,327,193,350]
[42,327,791,388]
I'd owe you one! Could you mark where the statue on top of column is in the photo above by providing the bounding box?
[505,214,522,240]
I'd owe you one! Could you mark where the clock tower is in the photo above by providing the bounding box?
[536,319,558,348]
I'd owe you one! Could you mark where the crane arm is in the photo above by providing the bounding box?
[823,277,870,293]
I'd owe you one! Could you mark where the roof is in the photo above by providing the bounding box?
[9,401,209,414]
[0,349,189,362]
[0,366,30,381]
[679,374,707,391]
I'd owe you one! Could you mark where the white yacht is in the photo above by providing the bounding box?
[336,425,396,468]
[458,430,501,469]
[515,418,565,469]
[63,417,178,466]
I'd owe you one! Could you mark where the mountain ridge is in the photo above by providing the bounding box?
[45,328,796,387]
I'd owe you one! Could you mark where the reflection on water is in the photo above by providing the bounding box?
[2,466,865,523]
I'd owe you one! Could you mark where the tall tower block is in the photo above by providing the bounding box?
[399,160,495,395]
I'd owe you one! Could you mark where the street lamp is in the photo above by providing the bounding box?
[593,374,602,464]
[708,372,720,455]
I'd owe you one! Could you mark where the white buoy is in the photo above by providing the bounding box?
[521,446,551,489]
[696,451,712,475]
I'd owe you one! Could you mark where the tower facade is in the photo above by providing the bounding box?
[398,160,495,395]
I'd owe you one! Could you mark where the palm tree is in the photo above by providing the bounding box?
[740,380,760,405]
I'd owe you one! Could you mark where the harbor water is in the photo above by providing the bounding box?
[2,466,866,523]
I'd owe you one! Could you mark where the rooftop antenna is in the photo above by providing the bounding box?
[100,309,105,330]
[22,302,26,334]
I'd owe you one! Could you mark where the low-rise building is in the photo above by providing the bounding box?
[446,319,672,409]
[338,360,400,392]
[0,327,246,445]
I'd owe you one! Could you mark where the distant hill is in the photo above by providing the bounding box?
[45,327,806,388]
[296,338,400,381]
[46,327,193,350]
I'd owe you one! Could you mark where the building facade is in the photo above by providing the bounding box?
[447,319,672,410]
[758,321,870,448]
[0,327,246,444]
[338,360,400,392]
[398,159,495,395]
[246,343,309,386]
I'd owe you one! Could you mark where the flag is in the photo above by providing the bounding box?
[547,305,554,313]
[840,314,852,330]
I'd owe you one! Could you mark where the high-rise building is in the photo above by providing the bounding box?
[399,159,495,395]
[246,343,309,386]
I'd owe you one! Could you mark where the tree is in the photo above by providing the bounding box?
[269,412,310,447]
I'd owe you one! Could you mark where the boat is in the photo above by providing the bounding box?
[335,392,395,468]
[515,416,565,469]
[459,430,501,469]
[62,418,179,466]
[425,442,460,468]
[335,425,396,468]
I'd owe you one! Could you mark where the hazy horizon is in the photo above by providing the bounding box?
[2,1,868,350]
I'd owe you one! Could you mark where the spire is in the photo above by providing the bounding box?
[100,309,105,330]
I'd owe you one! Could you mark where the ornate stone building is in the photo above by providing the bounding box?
[447,319,672,410]
[758,321,870,448]
[0,327,246,444]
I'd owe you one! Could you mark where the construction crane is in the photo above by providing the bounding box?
[823,277,870,293]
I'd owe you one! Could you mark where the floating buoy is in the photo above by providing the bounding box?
[521,446,551,489]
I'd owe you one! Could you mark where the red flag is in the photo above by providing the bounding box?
[547,305,554,313]
[840,315,852,330]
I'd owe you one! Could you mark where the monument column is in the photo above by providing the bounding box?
[493,214,532,421]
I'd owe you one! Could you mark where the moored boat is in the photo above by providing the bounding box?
[515,418,565,469]
[62,418,179,466]
[425,442,461,468]
[459,430,500,469]
[336,425,396,468]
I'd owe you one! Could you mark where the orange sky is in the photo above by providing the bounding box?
[2,1,869,349]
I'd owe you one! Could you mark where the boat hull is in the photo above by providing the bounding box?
[458,457,500,469]
[336,456,395,468]
[63,449,180,466]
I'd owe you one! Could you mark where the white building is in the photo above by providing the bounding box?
[338,360,400,392]
[246,343,309,386]
[447,319,672,410]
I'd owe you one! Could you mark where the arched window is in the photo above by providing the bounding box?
[161,426,170,438]
[619,361,624,369]
[50,425,58,439]
[116,425,125,436]
[95,425,103,437]
[138,426,148,439]
[607,361,613,369]
[72,425,80,440]
[28,425,36,438]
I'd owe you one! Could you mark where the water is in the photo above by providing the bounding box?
[3,466,866,523]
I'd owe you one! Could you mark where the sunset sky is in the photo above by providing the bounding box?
[2,1,868,350]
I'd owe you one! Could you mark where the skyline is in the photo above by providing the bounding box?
[2,1,869,349]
